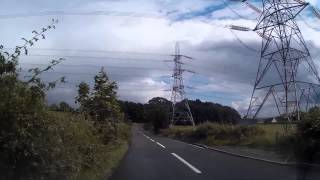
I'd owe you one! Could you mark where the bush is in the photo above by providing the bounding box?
[275,108,320,164]
[294,108,320,163]
[161,126,194,141]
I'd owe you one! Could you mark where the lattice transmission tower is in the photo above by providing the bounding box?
[244,0,320,123]
[170,43,195,127]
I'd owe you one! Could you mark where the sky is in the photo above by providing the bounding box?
[1,0,320,116]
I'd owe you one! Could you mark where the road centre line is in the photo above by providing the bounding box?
[156,142,166,148]
[171,153,202,174]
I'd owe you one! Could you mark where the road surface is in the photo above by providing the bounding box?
[110,125,319,180]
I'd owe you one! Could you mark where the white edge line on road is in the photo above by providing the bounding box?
[190,144,204,149]
[173,139,204,150]
[150,139,155,142]
[145,135,150,139]
[171,153,202,174]
[156,142,166,148]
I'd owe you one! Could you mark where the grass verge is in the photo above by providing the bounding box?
[161,123,293,148]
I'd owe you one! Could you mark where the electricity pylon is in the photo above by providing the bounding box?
[244,0,320,126]
[170,43,195,127]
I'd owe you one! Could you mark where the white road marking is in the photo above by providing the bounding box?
[190,144,204,149]
[173,139,204,149]
[171,153,202,174]
[156,142,166,148]
[150,139,155,142]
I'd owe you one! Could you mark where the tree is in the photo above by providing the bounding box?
[91,67,122,122]
[144,97,171,133]
[118,101,145,122]
[75,82,90,112]
[188,99,241,125]
[49,103,59,111]
[59,101,73,112]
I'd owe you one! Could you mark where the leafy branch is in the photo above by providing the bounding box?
[0,19,59,76]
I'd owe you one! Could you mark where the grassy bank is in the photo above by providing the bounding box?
[78,140,129,180]
[161,123,293,148]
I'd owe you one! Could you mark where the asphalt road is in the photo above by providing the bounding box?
[110,125,320,180]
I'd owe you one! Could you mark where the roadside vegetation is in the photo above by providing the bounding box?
[161,123,266,146]
[160,109,320,164]
[0,21,130,179]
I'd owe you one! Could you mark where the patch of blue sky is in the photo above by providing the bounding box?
[157,75,172,85]
[186,90,241,105]
[186,74,209,85]
[172,3,226,21]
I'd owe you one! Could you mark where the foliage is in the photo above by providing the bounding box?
[75,68,126,145]
[118,101,145,122]
[76,68,123,122]
[49,102,74,112]
[162,123,266,146]
[0,21,130,179]
[0,20,68,179]
[293,107,320,163]
[75,82,90,112]
[269,107,320,164]
[119,98,241,129]
[144,97,171,133]
[91,67,122,122]
[189,99,241,124]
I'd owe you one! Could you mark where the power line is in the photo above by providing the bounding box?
[19,62,170,70]
[4,47,170,57]
[298,14,320,30]
[51,85,241,101]
[229,29,260,52]
[19,54,166,62]
[20,71,169,78]
[223,0,256,20]
[0,10,163,19]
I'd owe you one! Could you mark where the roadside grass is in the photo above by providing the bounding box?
[47,111,130,180]
[161,123,295,148]
[77,140,129,180]
[249,124,296,147]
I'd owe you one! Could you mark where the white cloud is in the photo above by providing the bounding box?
[2,0,320,115]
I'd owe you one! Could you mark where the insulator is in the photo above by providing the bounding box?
[292,0,306,4]
[227,25,251,31]
[244,2,262,14]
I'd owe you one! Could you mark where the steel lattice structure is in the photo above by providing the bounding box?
[246,0,320,124]
[170,43,195,127]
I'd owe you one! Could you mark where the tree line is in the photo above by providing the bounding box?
[118,97,241,132]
